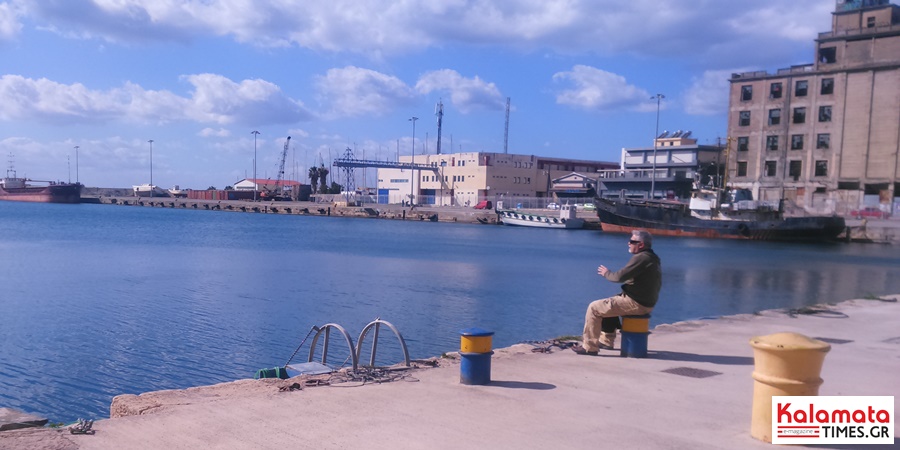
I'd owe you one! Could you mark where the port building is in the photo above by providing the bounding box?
[375,152,617,207]
[727,0,900,216]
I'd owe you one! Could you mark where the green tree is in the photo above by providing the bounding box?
[308,166,320,194]
[317,165,329,194]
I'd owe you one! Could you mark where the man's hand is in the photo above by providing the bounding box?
[598,265,609,277]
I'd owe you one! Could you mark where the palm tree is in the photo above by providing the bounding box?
[308,166,320,194]
[317,165,329,194]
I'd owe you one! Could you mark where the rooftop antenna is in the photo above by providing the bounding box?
[435,99,444,155]
[503,97,511,154]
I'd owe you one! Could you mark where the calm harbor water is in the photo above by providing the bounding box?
[1,201,899,422]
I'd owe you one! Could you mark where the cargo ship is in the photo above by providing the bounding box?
[594,188,846,242]
[0,170,82,204]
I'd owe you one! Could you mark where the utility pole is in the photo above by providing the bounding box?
[251,130,260,201]
[409,116,418,205]
[148,139,154,197]
[650,94,665,199]
[74,145,79,183]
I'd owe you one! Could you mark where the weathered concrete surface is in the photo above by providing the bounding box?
[3,296,897,449]
[0,408,48,432]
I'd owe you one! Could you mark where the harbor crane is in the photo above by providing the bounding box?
[263,136,291,201]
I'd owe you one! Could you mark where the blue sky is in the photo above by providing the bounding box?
[0,0,838,189]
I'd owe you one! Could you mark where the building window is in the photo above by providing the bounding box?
[816,134,830,149]
[741,85,753,101]
[789,160,802,180]
[768,109,781,126]
[821,78,834,95]
[867,17,876,28]
[815,160,828,177]
[791,134,804,150]
[795,80,808,97]
[737,137,749,152]
[764,161,777,177]
[770,82,782,99]
[766,136,779,151]
[818,105,832,122]
[792,107,806,124]
[737,161,748,177]
[739,111,751,126]
[819,47,836,64]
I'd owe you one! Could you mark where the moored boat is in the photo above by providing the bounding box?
[0,169,82,204]
[594,189,846,241]
[132,184,169,197]
[497,203,585,229]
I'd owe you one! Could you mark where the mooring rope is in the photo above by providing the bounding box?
[284,326,320,367]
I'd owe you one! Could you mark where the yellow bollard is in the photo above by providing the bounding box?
[749,332,831,443]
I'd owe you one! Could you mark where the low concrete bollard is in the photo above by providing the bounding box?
[749,332,831,443]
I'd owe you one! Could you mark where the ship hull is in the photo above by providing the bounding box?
[594,198,846,242]
[0,184,82,203]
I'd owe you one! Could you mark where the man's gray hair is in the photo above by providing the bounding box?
[631,230,653,247]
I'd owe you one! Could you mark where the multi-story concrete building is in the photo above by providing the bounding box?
[376,152,617,206]
[599,133,725,200]
[727,0,900,215]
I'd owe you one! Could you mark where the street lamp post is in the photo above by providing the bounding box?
[409,116,418,206]
[251,131,260,201]
[148,139,154,197]
[74,145,79,184]
[650,94,665,199]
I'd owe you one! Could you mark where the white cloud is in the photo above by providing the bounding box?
[181,74,311,125]
[0,73,312,125]
[683,69,748,116]
[198,127,231,138]
[315,66,415,119]
[0,2,22,41]
[415,69,505,113]
[552,65,650,112]
[19,0,831,66]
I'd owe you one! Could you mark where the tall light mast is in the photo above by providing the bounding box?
[435,100,444,155]
[503,97,511,154]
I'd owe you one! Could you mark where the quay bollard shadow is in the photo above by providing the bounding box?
[484,380,556,390]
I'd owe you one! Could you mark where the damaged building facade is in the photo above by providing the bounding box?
[727,0,900,216]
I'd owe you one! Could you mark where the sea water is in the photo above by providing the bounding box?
[1,201,898,422]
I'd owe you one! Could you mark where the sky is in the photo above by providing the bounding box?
[0,0,840,189]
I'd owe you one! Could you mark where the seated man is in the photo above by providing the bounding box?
[574,230,662,355]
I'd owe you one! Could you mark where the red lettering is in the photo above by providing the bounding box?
[853,409,866,423]
[832,409,850,423]
[875,409,890,423]
[816,409,830,423]
[777,402,793,423]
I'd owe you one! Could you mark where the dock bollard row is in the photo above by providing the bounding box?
[459,327,494,385]
[620,314,651,358]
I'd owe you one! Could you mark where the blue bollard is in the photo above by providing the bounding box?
[459,328,494,385]
[620,314,651,358]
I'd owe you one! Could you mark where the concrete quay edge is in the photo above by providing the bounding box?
[2,295,898,450]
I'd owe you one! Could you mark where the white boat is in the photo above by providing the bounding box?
[497,203,584,229]
[168,185,187,198]
[132,184,169,197]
